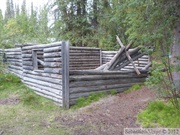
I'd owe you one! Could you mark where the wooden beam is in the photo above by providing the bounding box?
[62,41,70,109]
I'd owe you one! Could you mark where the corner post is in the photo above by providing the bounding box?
[62,41,70,109]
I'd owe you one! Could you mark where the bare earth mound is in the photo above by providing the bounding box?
[57,87,156,135]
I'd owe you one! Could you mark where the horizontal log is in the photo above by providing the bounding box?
[7,59,22,62]
[8,68,23,76]
[44,57,62,62]
[44,68,62,74]
[22,42,62,50]
[23,66,33,70]
[102,51,116,54]
[70,46,100,50]
[23,70,62,79]
[69,56,100,59]
[44,62,62,68]
[70,73,147,81]
[69,70,148,75]
[23,73,62,84]
[70,77,145,88]
[5,52,21,55]
[7,62,22,66]
[69,50,100,53]
[70,81,143,93]
[23,61,33,66]
[22,50,32,54]
[43,52,61,58]
[23,58,32,61]
[69,52,100,56]
[44,46,61,53]
[5,48,21,52]
[69,63,100,67]
[69,67,98,70]
[35,92,62,106]
[23,77,62,90]
[22,54,32,58]
[69,87,132,100]
[25,85,62,104]
[24,81,62,95]
[6,55,21,59]
[8,65,22,70]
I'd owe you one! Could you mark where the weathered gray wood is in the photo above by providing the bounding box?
[70,77,146,88]
[22,54,32,58]
[70,52,100,56]
[23,66,33,70]
[70,82,144,94]
[69,69,148,75]
[44,68,62,74]
[44,57,62,62]
[44,62,62,68]
[5,52,21,55]
[125,51,141,75]
[116,35,125,48]
[5,48,21,52]
[70,46,100,50]
[23,61,33,66]
[70,74,148,81]
[37,59,45,66]
[25,85,62,104]
[117,53,144,69]
[23,70,62,79]
[8,65,22,70]
[62,41,70,109]
[23,73,62,84]
[22,42,62,50]
[6,55,21,59]
[104,47,125,70]
[142,62,152,70]
[23,77,62,90]
[44,52,61,58]
[24,81,62,95]
[44,46,61,53]
[32,50,37,70]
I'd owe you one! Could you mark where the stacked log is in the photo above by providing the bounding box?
[69,47,101,70]
[4,48,23,78]
[22,42,63,106]
[69,70,148,105]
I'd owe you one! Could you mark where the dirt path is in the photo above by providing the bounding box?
[56,87,156,135]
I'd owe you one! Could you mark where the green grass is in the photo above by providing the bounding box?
[0,73,69,134]
[124,84,142,93]
[71,92,108,109]
[137,101,180,128]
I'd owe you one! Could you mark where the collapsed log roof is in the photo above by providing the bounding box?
[96,36,151,75]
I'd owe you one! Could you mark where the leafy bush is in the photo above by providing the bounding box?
[138,101,180,128]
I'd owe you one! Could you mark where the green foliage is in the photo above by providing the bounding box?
[138,101,180,128]
[71,92,108,109]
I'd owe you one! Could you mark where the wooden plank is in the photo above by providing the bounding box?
[5,48,21,52]
[62,41,70,109]
[22,54,32,58]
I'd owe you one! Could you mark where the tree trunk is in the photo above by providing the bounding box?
[171,0,180,89]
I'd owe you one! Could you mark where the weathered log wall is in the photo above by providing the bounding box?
[22,42,63,106]
[69,47,101,70]
[69,70,148,105]
[4,48,23,78]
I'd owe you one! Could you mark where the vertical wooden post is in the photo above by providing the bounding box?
[100,49,102,65]
[62,41,70,109]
